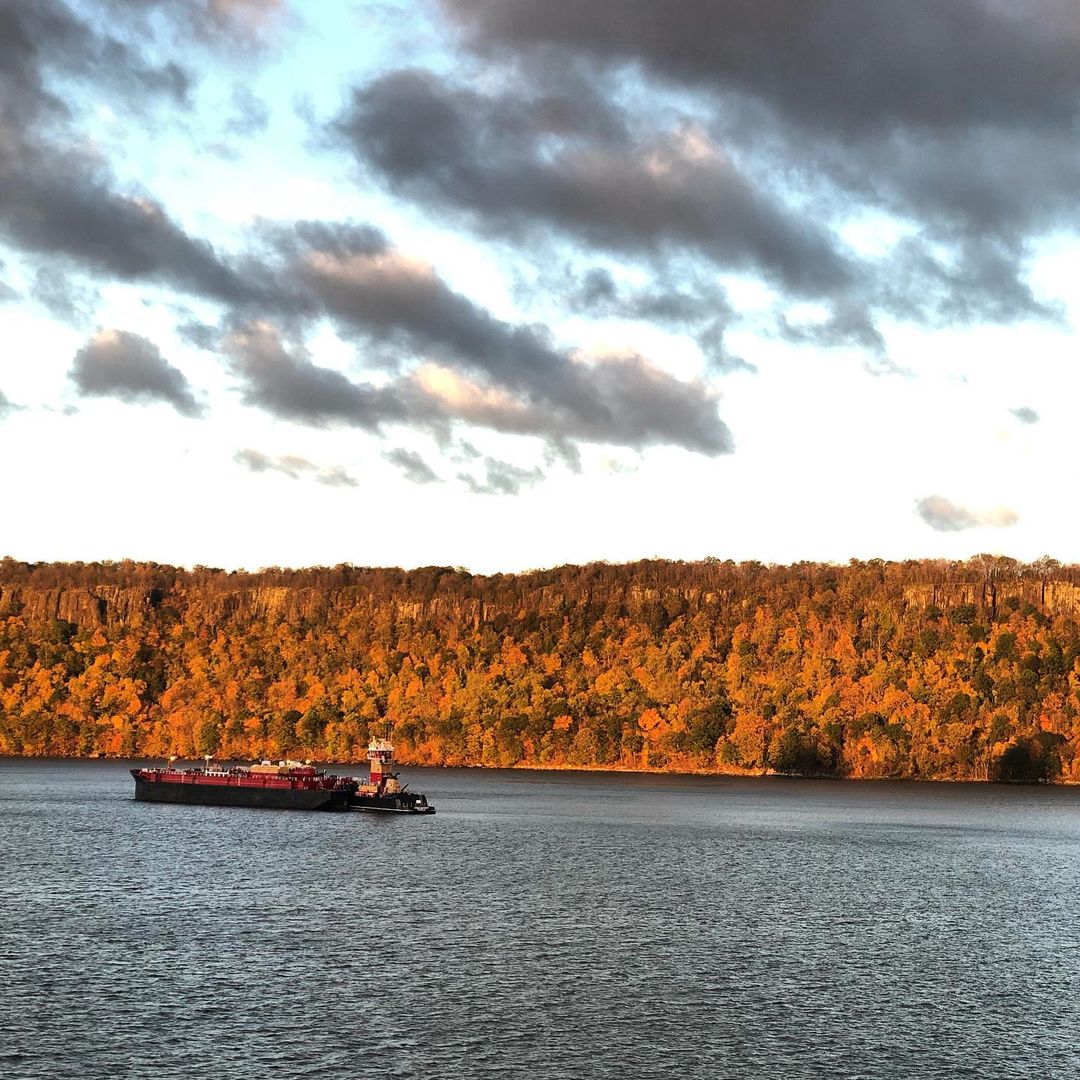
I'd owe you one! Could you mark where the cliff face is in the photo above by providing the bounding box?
[0,585,158,627]
[0,584,342,627]
[0,575,740,631]
[902,581,1080,617]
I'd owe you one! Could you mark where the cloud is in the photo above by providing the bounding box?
[223,321,409,430]
[289,236,600,412]
[915,495,1019,533]
[336,70,852,296]
[234,448,359,487]
[2,0,743,468]
[223,85,271,137]
[433,1,1080,330]
[460,457,545,495]
[176,318,221,350]
[441,1,1080,139]
[567,267,728,325]
[202,0,285,37]
[315,464,359,488]
[0,0,284,313]
[30,266,99,325]
[0,160,255,304]
[100,0,287,48]
[224,315,732,460]
[1011,406,1040,425]
[383,448,439,485]
[1,1,191,122]
[558,266,747,372]
[260,225,735,455]
[70,329,203,416]
[411,353,732,454]
[778,300,886,356]
[0,388,20,419]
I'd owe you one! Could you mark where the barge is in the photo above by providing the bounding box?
[130,737,435,814]
[130,759,356,811]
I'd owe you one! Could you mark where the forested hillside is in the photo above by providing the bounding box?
[3,555,1080,781]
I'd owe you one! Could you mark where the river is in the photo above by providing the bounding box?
[2,760,1079,1079]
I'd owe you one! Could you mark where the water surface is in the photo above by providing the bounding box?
[2,760,1079,1079]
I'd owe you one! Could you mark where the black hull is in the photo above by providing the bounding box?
[349,793,435,814]
[133,778,352,811]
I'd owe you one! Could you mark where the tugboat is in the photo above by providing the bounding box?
[349,739,435,814]
[130,758,357,811]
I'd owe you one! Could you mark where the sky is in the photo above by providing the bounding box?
[2,0,1080,574]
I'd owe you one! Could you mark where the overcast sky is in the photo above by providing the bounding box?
[2,0,1080,573]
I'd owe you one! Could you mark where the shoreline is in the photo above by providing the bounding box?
[0,751,1069,785]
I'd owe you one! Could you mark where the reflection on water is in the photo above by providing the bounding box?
[2,760,1080,1079]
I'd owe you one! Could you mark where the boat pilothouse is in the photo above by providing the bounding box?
[349,738,435,814]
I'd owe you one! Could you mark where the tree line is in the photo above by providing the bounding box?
[1,555,1079,781]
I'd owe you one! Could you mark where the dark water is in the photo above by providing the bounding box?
[2,762,1080,1080]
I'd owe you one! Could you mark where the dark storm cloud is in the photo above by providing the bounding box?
[336,69,852,297]
[559,351,733,454]
[1011,407,1040,425]
[915,495,1019,533]
[434,0,1080,329]
[264,219,387,264]
[234,447,359,487]
[460,457,545,496]
[695,320,753,375]
[383,448,439,485]
[70,329,203,417]
[441,0,1080,139]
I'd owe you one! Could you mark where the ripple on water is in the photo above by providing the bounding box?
[2,762,1080,1079]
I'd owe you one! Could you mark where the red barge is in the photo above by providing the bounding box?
[130,738,435,814]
